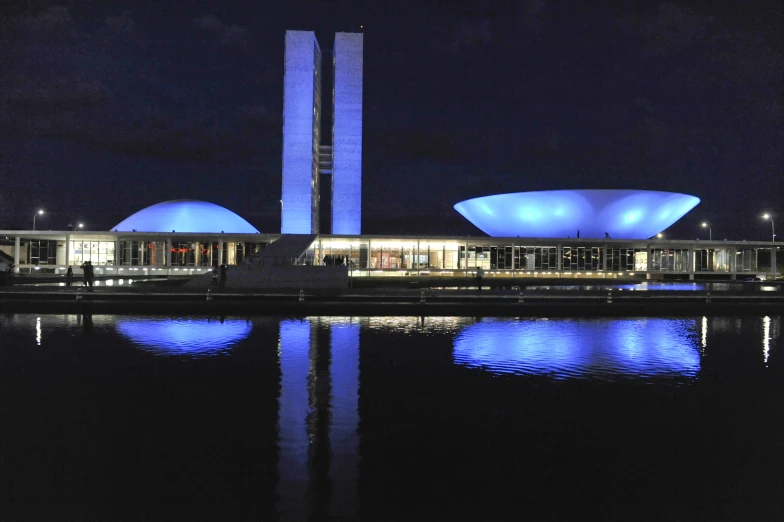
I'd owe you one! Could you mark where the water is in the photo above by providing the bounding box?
[1,314,781,520]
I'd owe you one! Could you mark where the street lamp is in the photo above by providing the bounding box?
[762,214,776,242]
[656,233,663,239]
[701,222,711,241]
[78,223,84,229]
[32,209,44,230]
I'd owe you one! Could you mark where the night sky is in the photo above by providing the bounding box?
[2,1,782,240]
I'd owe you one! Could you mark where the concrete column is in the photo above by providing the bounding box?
[771,247,777,277]
[416,240,420,274]
[556,244,563,272]
[13,236,20,273]
[218,240,224,266]
[511,244,515,271]
[646,244,653,279]
[728,246,736,275]
[65,235,71,266]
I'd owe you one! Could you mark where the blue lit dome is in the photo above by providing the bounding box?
[454,190,700,239]
[113,200,259,233]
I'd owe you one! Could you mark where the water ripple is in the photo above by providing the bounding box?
[453,317,701,381]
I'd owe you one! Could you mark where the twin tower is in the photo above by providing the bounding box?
[281,30,363,235]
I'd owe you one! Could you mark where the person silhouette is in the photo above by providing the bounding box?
[577,230,580,239]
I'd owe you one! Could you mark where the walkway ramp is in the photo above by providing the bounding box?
[253,234,317,265]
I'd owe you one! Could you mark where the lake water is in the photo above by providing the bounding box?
[1,314,781,520]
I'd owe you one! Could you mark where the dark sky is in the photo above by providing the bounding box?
[2,0,782,240]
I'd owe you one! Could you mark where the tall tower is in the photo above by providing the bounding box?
[331,32,363,235]
[281,30,362,235]
[282,30,322,234]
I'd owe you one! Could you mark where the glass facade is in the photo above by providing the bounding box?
[70,241,115,265]
[4,232,777,279]
[29,239,59,265]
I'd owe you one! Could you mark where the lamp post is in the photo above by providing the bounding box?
[656,233,663,239]
[762,214,776,242]
[32,209,44,230]
[701,222,711,241]
[78,223,84,229]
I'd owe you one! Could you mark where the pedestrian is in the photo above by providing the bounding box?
[80,261,95,291]
[577,230,580,239]
[66,266,73,287]
[86,261,95,290]
[80,261,89,287]
[605,232,611,239]
[476,266,485,292]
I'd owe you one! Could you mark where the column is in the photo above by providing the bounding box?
[511,244,515,271]
[417,240,421,274]
[688,246,695,280]
[771,247,777,278]
[65,236,71,266]
[728,247,736,279]
[218,240,224,266]
[602,244,608,278]
[13,236,20,273]
[556,244,563,272]
[646,244,653,280]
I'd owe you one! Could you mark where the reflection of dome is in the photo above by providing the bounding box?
[454,190,699,239]
[113,200,259,233]
[117,317,252,357]
[453,318,700,380]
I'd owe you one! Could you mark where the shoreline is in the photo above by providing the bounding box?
[1,286,782,316]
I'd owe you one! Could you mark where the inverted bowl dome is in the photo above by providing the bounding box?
[454,190,699,239]
[113,200,259,233]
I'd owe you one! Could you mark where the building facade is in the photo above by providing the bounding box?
[332,32,363,235]
[2,231,778,281]
[281,30,363,235]
[282,30,322,234]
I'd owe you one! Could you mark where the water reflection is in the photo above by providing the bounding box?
[276,318,361,519]
[453,318,701,380]
[116,317,252,356]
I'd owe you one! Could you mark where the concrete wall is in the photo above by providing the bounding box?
[332,32,363,235]
[184,265,349,289]
[282,30,321,234]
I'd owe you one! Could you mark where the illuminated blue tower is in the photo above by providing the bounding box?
[282,31,362,235]
[332,32,363,235]
[282,31,322,234]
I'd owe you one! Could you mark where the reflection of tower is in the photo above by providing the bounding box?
[277,318,360,519]
[282,31,363,234]
[277,319,312,518]
[328,319,360,516]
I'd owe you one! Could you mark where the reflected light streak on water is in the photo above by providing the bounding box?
[277,319,312,518]
[702,316,708,351]
[35,317,41,346]
[453,318,701,380]
[115,317,252,356]
[763,316,771,364]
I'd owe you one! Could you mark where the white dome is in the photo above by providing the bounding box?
[113,200,259,233]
